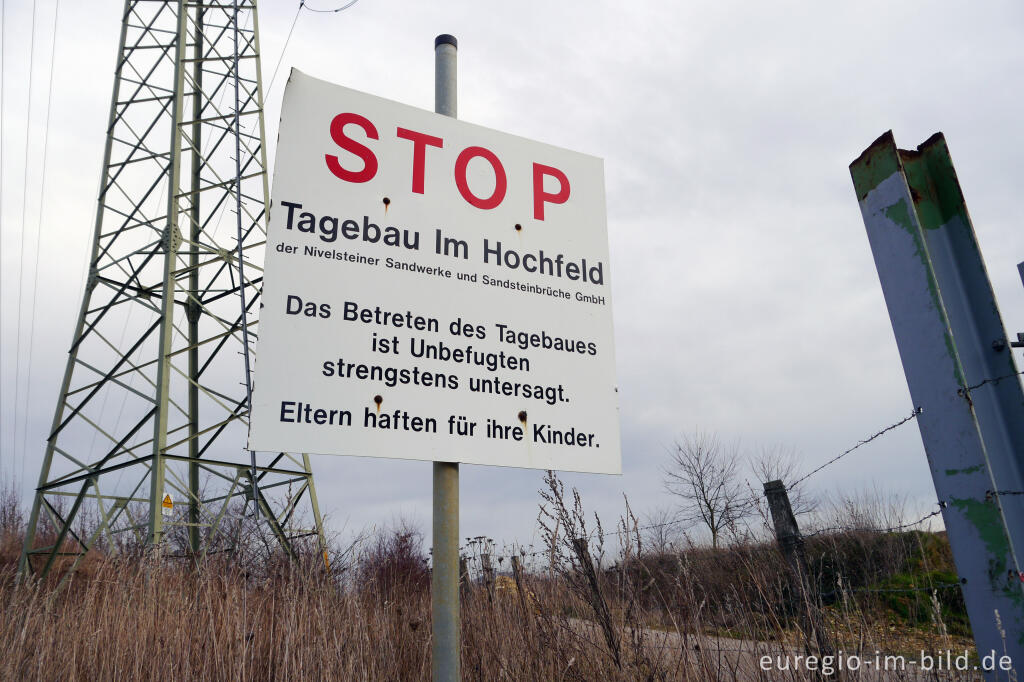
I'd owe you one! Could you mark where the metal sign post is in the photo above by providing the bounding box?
[247,32,620,682]
[432,33,460,682]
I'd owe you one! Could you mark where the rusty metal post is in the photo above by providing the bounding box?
[851,132,1024,674]
[432,33,460,682]
[764,480,833,665]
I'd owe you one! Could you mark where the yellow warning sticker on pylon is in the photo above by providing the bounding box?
[162,494,173,515]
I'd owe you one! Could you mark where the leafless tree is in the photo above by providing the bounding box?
[663,431,751,550]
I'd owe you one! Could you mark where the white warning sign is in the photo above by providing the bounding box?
[248,70,620,475]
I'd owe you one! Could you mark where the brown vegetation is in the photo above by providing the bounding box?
[0,474,977,681]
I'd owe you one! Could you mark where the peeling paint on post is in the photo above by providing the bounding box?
[851,131,1024,671]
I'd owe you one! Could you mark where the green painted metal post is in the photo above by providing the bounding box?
[187,0,204,556]
[851,131,1024,675]
[432,33,460,682]
[148,0,191,548]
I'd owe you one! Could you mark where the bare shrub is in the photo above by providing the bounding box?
[359,520,429,601]
[821,485,911,532]
[641,505,681,554]
[0,479,25,577]
[0,469,978,681]
[664,431,752,549]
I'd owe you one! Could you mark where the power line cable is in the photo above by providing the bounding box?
[299,0,361,14]
[263,4,302,102]
[12,0,40,490]
[20,0,62,490]
[207,0,356,244]
[0,0,8,481]
[264,1,361,100]
[207,7,287,245]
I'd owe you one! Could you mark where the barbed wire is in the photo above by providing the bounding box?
[804,506,945,539]
[959,370,1024,396]
[473,485,1024,564]
[987,489,1024,500]
[461,492,1024,565]
[450,381,1024,602]
[597,516,685,540]
[790,407,922,488]
[855,582,961,594]
[749,368,1021,491]
[455,374,1024,565]
[461,507,949,564]
[820,581,961,599]
[587,440,924,542]
[460,545,964,600]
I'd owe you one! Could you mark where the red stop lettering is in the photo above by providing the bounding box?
[533,163,570,220]
[396,127,444,194]
[454,146,507,210]
[325,113,379,183]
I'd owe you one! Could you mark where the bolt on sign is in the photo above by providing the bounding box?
[248,70,620,474]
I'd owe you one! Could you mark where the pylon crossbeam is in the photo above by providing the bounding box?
[73,358,158,405]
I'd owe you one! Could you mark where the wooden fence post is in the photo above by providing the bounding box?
[481,552,495,602]
[459,556,470,596]
[511,555,530,616]
[764,480,834,667]
[572,537,621,669]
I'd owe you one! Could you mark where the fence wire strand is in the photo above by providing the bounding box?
[791,407,922,488]
[460,373,1024,585]
[805,506,945,539]
[959,369,1024,395]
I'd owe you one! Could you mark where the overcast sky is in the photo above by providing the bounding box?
[2,0,1023,552]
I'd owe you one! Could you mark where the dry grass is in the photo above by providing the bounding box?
[0,475,984,681]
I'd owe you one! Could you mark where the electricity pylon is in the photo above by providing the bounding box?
[19,0,326,581]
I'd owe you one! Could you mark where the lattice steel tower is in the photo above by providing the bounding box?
[19,0,325,580]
